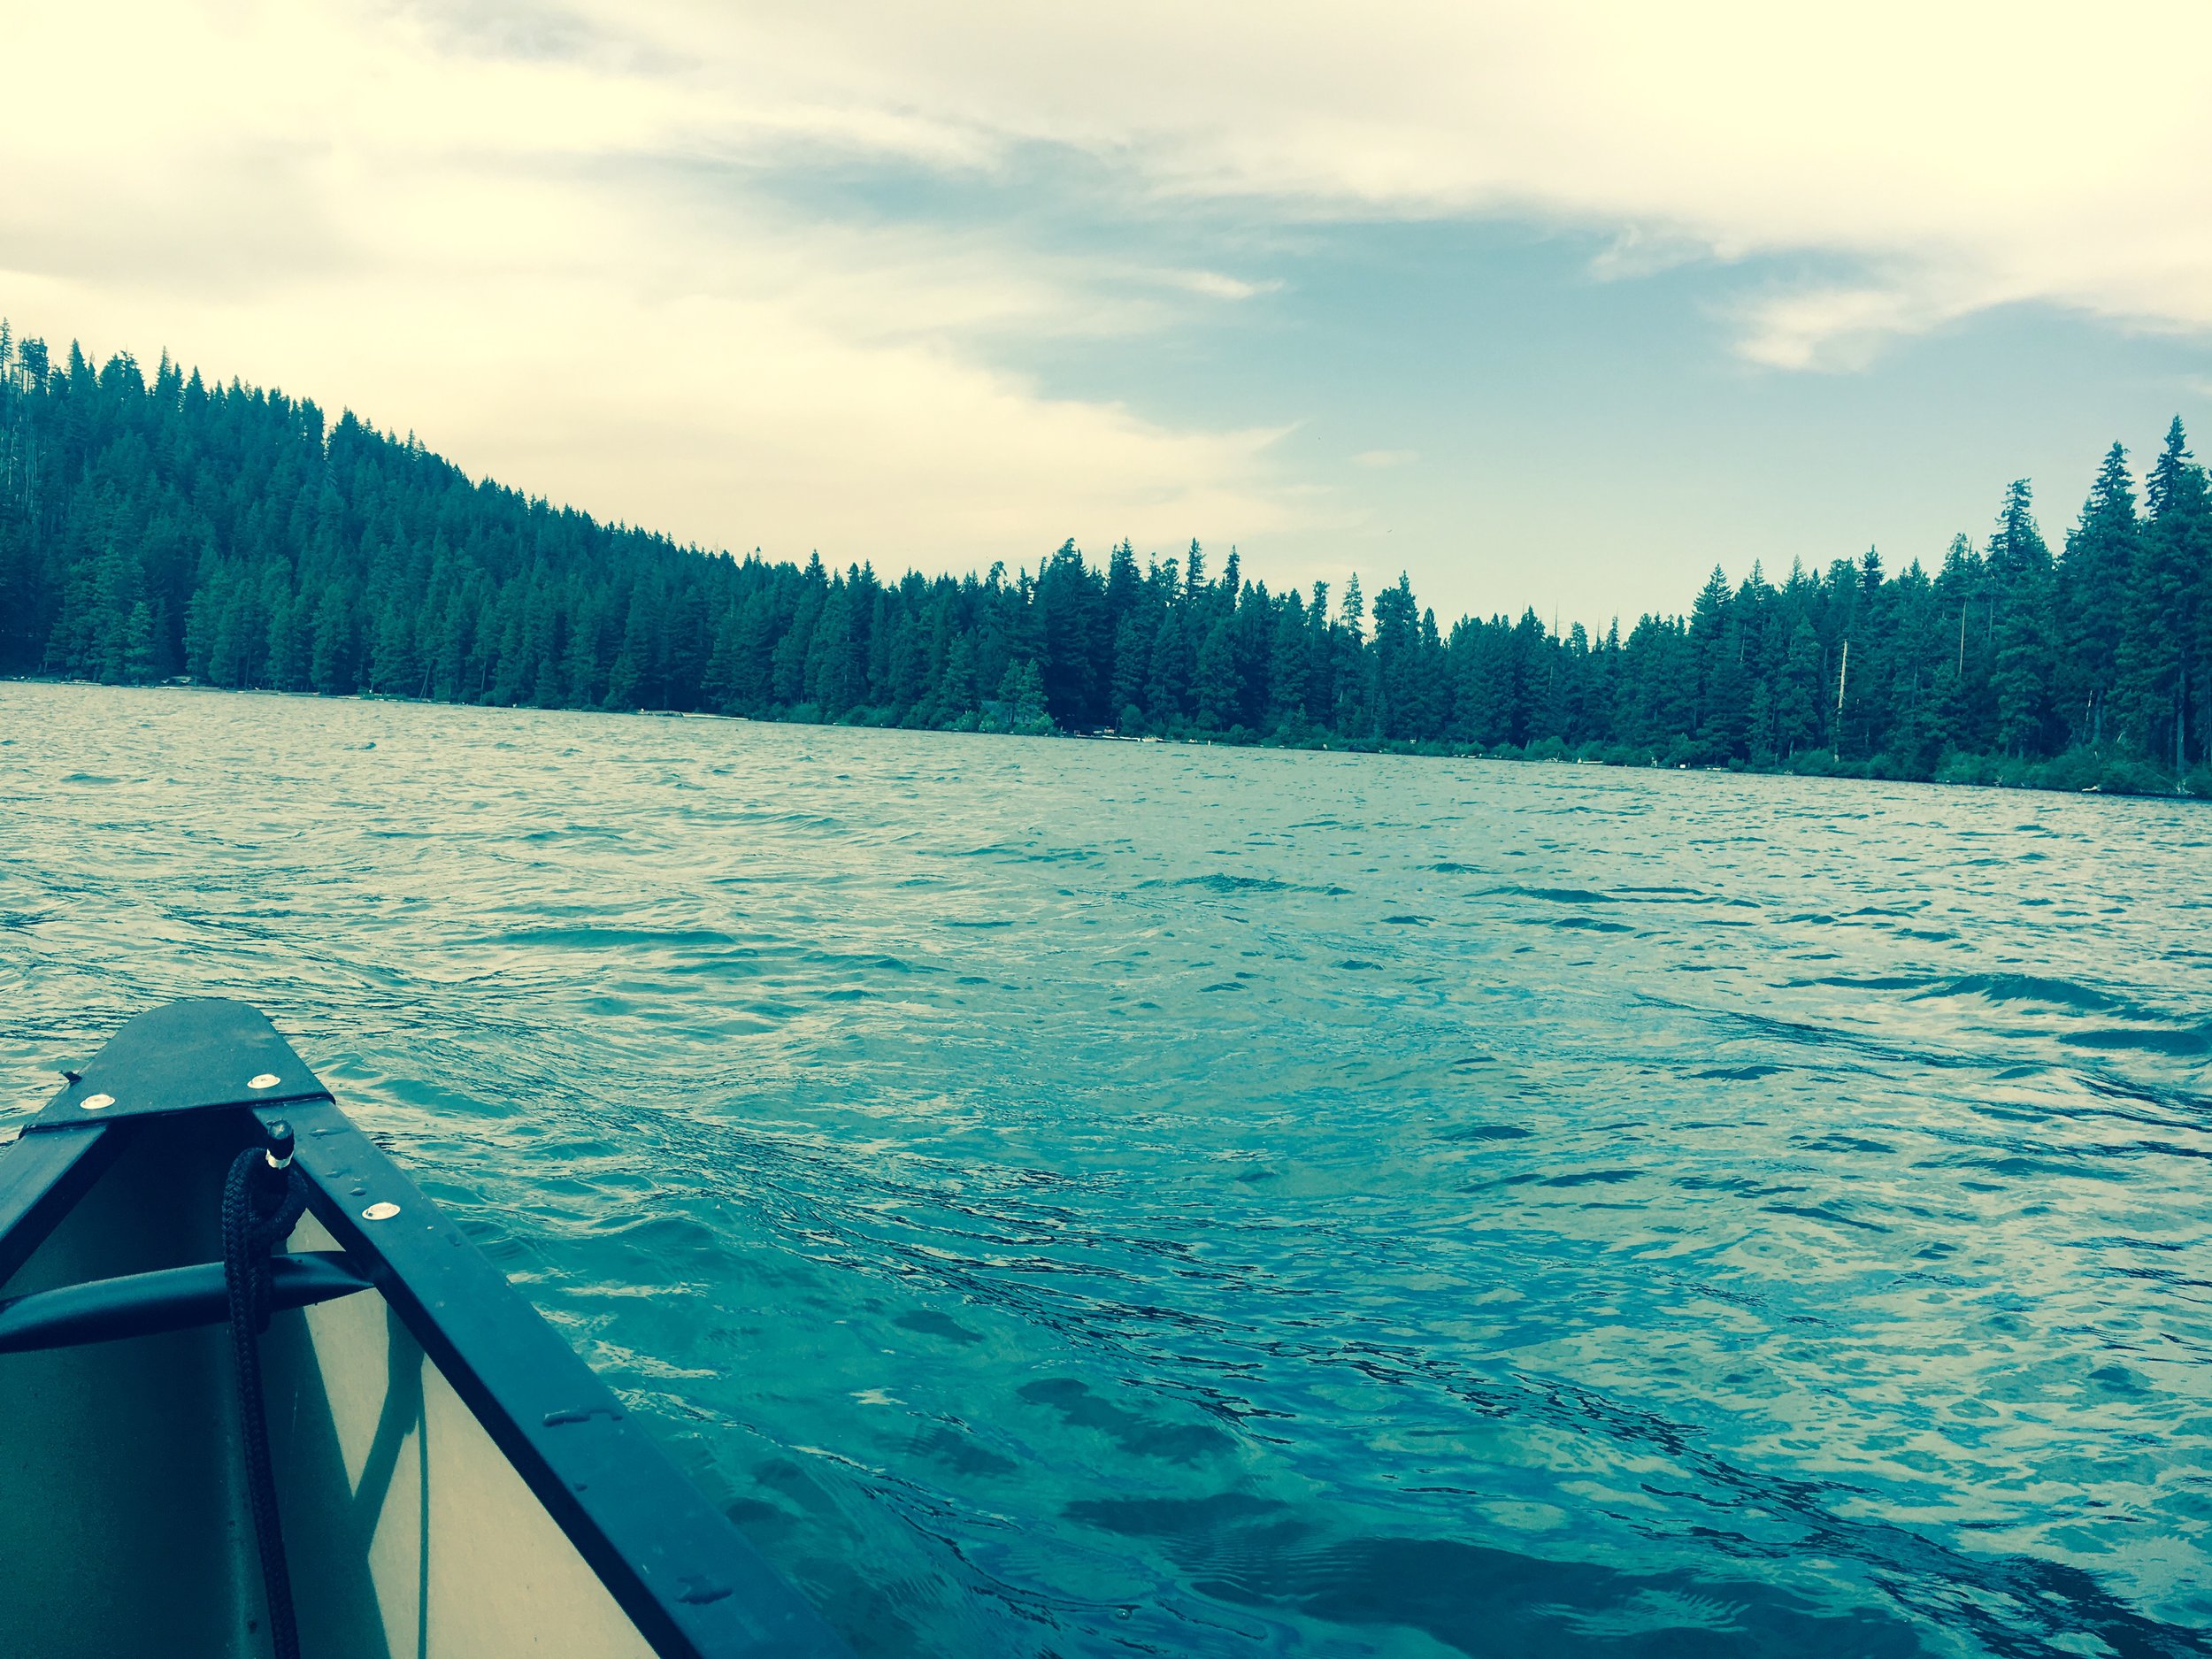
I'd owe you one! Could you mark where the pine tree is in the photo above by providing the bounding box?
[2118,420,2206,767]
[1776,617,1825,758]
[996,659,1050,734]
[1986,481,2054,757]
[1146,608,1191,725]
[1193,614,1240,733]
[2056,444,2138,746]
[1110,610,1153,730]
[310,582,353,695]
[121,600,157,684]
[1265,591,1310,735]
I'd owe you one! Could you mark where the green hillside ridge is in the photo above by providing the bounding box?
[3,327,2208,796]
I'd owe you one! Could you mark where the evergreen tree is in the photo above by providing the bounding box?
[2056,444,2138,746]
[1987,481,2055,757]
[1265,591,1310,735]
[2118,420,2207,767]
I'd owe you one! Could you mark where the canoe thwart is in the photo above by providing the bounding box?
[0,1250,372,1355]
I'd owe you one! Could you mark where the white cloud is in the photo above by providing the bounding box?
[1157,270,1278,303]
[0,2,1294,570]
[2,0,2207,582]
[583,0,2212,364]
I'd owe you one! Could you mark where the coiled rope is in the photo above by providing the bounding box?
[223,1124,309,1659]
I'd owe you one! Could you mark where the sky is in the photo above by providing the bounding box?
[4,1,2209,626]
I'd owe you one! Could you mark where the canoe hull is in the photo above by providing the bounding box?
[0,1002,849,1659]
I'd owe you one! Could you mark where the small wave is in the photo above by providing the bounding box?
[495,926,736,950]
[1789,973,1932,991]
[1798,1133,1895,1155]
[1486,885,1615,903]
[1142,873,1349,896]
[1018,1379,1229,1464]
[2067,1025,2212,1059]
[1555,1588,1747,1639]
[521,825,626,841]
[1181,872,1292,894]
[1763,1201,1889,1233]
[895,1310,984,1345]
[941,841,1096,864]
[1916,972,2136,1017]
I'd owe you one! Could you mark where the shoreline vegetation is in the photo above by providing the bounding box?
[2,327,2208,801]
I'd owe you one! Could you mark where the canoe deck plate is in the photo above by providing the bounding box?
[26,999,332,1132]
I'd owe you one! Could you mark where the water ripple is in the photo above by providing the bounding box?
[4,681,2210,1655]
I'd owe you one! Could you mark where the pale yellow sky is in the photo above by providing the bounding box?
[3,2,2207,604]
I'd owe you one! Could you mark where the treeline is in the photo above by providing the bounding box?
[3,327,2209,795]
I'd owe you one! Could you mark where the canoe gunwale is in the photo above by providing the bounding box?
[0,1119,127,1288]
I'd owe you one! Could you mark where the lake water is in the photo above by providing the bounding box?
[4,680,2210,1657]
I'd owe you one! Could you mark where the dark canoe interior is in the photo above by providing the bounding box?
[0,1001,850,1659]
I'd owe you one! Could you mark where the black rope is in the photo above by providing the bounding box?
[224,1126,309,1659]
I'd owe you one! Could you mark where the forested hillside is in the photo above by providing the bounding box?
[3,327,2208,794]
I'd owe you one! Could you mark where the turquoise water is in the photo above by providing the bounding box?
[4,680,2210,1657]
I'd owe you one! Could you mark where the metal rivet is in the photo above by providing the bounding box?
[80,1093,114,1112]
[248,1073,280,1090]
[361,1202,401,1221]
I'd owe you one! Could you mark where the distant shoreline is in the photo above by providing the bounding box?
[11,674,2205,803]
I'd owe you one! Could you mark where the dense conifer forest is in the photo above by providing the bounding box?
[4,327,2209,795]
